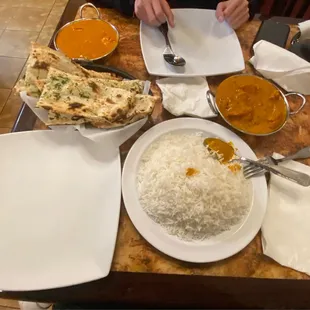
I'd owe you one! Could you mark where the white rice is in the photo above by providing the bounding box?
[137,133,251,241]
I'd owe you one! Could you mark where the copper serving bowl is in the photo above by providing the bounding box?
[54,3,119,62]
[207,75,307,136]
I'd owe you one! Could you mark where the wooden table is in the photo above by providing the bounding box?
[5,1,310,308]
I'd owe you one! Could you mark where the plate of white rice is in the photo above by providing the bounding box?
[122,118,267,263]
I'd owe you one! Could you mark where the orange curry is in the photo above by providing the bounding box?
[203,138,241,172]
[186,167,199,177]
[203,138,234,163]
[56,19,118,60]
[216,75,287,135]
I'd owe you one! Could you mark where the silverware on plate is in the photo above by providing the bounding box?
[243,146,310,175]
[233,157,310,187]
[158,22,186,67]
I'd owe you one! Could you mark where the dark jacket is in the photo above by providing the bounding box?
[97,0,260,19]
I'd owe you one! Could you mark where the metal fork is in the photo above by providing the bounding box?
[243,146,310,176]
[235,157,310,187]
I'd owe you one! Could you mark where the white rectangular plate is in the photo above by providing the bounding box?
[0,131,121,291]
[140,9,245,77]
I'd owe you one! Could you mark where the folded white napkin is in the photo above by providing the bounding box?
[249,40,310,95]
[156,77,217,118]
[262,153,310,275]
[298,20,310,41]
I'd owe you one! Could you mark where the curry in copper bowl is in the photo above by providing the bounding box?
[54,3,119,61]
[207,75,307,136]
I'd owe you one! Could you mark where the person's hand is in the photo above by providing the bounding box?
[134,0,175,27]
[216,0,250,29]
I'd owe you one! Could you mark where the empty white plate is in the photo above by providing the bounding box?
[0,130,121,291]
[140,9,245,77]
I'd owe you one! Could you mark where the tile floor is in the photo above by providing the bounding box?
[0,1,69,307]
[0,0,68,133]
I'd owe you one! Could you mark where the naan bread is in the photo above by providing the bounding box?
[38,84,135,123]
[91,95,156,128]
[39,68,156,128]
[15,43,157,128]
[43,68,145,96]
[47,111,86,126]
[46,96,156,128]
[15,42,120,97]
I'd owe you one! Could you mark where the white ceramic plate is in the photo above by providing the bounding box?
[122,118,267,263]
[0,130,121,291]
[140,9,245,77]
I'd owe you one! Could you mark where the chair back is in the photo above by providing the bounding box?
[260,0,310,19]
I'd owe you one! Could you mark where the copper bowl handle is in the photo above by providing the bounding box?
[79,2,102,19]
[206,90,219,115]
[285,93,307,116]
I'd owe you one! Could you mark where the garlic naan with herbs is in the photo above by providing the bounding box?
[15,42,121,97]
[15,43,157,129]
[37,68,156,128]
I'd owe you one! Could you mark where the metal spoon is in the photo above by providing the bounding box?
[158,22,186,67]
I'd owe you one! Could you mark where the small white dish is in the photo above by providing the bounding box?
[122,118,267,263]
[0,130,121,291]
[140,9,245,77]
